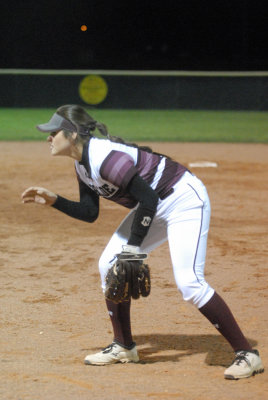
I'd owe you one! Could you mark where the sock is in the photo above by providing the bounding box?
[199,292,252,352]
[105,298,133,348]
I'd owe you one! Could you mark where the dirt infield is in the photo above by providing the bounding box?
[1,141,267,400]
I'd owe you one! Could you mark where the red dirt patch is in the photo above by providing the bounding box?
[1,142,267,400]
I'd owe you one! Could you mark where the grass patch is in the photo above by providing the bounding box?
[0,108,267,142]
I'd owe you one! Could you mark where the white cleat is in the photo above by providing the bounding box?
[84,342,139,365]
[224,349,264,380]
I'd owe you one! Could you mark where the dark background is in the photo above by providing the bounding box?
[0,0,267,71]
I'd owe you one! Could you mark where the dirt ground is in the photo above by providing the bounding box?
[0,141,267,400]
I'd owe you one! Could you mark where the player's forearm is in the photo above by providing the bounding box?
[127,205,157,246]
[52,195,99,222]
[127,174,159,246]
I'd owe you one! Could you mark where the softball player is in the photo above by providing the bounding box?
[22,105,263,380]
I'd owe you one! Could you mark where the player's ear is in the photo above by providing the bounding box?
[71,132,78,141]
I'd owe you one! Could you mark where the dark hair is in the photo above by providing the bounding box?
[56,104,154,153]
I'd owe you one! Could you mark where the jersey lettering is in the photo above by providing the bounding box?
[88,182,118,198]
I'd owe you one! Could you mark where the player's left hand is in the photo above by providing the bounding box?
[105,258,151,303]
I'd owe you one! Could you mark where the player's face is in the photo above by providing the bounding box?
[47,130,73,156]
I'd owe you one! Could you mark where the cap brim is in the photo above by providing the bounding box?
[37,123,61,132]
[36,113,76,133]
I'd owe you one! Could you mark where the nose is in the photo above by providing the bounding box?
[47,135,53,142]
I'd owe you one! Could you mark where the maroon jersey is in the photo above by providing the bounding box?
[75,137,187,208]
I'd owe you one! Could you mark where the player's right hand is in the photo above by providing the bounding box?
[21,187,57,206]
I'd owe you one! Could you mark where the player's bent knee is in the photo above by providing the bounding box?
[176,279,214,308]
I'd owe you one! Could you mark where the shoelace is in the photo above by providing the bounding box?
[233,352,251,367]
[102,343,116,354]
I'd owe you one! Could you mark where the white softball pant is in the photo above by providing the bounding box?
[99,171,215,309]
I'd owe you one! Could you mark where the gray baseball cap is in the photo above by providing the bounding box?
[36,113,76,133]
